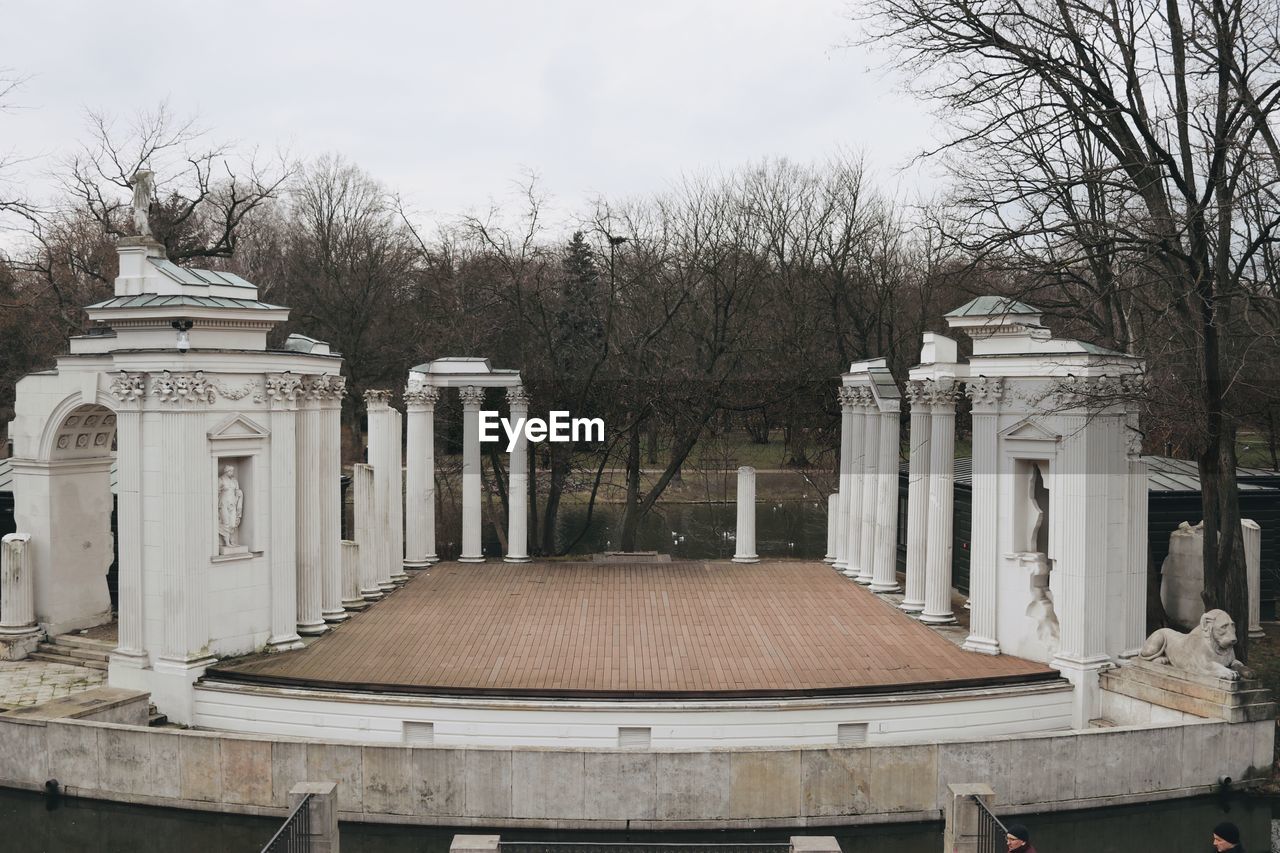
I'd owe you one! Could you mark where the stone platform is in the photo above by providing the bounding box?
[208,559,1057,698]
[1100,659,1276,723]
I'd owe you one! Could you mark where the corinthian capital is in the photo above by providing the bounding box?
[364,389,392,408]
[404,381,441,407]
[459,385,486,407]
[506,385,530,408]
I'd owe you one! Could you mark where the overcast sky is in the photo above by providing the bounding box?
[1,0,944,231]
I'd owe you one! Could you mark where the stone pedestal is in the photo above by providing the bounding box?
[1160,519,1263,636]
[0,533,40,661]
[289,782,340,853]
[340,540,366,611]
[352,463,383,602]
[732,467,760,563]
[824,492,838,563]
[1101,659,1276,723]
[942,783,996,853]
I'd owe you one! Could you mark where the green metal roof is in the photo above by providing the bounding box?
[86,294,286,311]
[149,259,256,289]
[945,296,1041,318]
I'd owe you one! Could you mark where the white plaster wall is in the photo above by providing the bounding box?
[192,681,1074,747]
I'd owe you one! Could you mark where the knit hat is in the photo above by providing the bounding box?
[1007,823,1030,843]
[1213,822,1241,845]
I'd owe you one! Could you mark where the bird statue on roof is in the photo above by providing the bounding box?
[131,169,154,238]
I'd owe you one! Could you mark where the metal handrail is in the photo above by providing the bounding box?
[972,795,1009,853]
[260,792,313,853]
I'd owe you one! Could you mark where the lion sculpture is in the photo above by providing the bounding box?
[1139,609,1250,680]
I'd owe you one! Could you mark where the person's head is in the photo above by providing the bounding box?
[1006,823,1030,851]
[1212,821,1241,851]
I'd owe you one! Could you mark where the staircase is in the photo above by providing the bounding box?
[29,634,112,671]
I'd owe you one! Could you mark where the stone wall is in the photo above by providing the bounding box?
[0,714,1270,828]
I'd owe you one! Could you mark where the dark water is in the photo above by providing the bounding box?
[544,501,828,560]
[0,787,1272,853]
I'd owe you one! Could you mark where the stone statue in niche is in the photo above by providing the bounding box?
[1022,553,1060,649]
[1017,463,1059,651]
[1140,610,1251,680]
[217,463,246,554]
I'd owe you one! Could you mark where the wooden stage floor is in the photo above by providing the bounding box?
[208,560,1058,698]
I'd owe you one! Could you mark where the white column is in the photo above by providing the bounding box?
[843,388,868,579]
[340,540,365,611]
[824,493,838,563]
[459,385,486,562]
[962,378,1003,654]
[1244,519,1263,640]
[364,390,396,591]
[319,377,347,622]
[352,462,383,601]
[266,373,303,651]
[404,383,440,568]
[921,381,958,625]
[111,391,147,660]
[855,395,880,585]
[1051,413,1111,728]
[901,381,931,613]
[505,386,532,562]
[833,387,857,570]
[1123,449,1150,655]
[389,406,407,583]
[0,534,36,634]
[157,404,214,661]
[733,466,760,563]
[295,389,327,636]
[871,398,902,593]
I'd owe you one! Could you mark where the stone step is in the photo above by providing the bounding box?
[37,642,109,664]
[28,651,108,671]
[48,634,116,655]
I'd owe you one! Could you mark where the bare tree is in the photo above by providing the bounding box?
[866,0,1280,657]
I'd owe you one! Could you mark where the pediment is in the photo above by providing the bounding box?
[999,418,1059,442]
[207,413,270,440]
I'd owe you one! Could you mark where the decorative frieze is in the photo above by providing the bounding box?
[964,376,1005,408]
[108,372,146,403]
[261,372,304,403]
[151,370,216,405]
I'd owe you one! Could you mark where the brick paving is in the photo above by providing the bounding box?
[211,560,1055,697]
[0,659,105,709]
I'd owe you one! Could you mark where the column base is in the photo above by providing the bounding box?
[377,580,396,592]
[391,572,410,584]
[841,565,860,579]
[832,559,848,571]
[731,555,760,564]
[360,588,384,602]
[458,556,486,563]
[322,609,349,624]
[504,555,533,563]
[961,635,1000,655]
[919,611,956,625]
[1051,653,1111,729]
[899,599,925,613]
[297,620,329,637]
[0,629,42,662]
[425,554,440,564]
[108,649,149,673]
[1250,628,1266,640]
[403,559,430,570]
[854,576,874,586]
[870,582,901,593]
[267,634,305,653]
[823,556,836,564]
[341,597,369,612]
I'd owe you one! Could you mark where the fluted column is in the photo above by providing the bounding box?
[352,462,383,601]
[921,380,959,624]
[365,390,396,592]
[900,381,931,613]
[855,393,880,585]
[318,376,347,622]
[505,385,532,562]
[962,377,1003,653]
[389,406,407,583]
[0,534,36,635]
[871,398,902,592]
[266,373,304,650]
[295,387,327,636]
[404,382,440,568]
[733,466,760,563]
[824,492,838,563]
[459,385,486,562]
[108,376,147,660]
[842,388,868,579]
[833,387,858,570]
